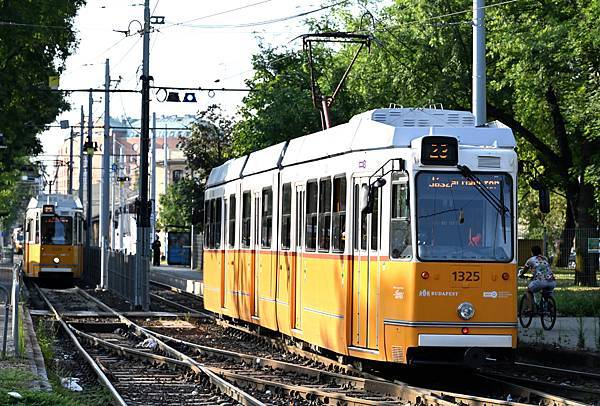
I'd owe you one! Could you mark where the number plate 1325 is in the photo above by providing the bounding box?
[450,271,481,287]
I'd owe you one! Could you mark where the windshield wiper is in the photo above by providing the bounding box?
[457,165,511,243]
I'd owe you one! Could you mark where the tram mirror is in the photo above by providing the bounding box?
[373,178,386,188]
[539,186,550,214]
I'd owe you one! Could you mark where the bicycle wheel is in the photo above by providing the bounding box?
[540,296,556,331]
[518,293,533,328]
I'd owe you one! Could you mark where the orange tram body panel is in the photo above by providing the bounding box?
[203,108,518,366]
[23,194,85,281]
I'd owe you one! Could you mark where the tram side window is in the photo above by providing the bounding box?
[332,176,346,252]
[361,184,367,250]
[371,188,379,251]
[318,177,331,252]
[241,191,251,248]
[281,183,291,250]
[214,198,222,249]
[305,180,318,251]
[204,200,210,247]
[261,188,273,248]
[35,215,40,244]
[390,173,412,259]
[228,195,236,248]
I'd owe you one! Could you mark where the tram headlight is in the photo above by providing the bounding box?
[457,302,475,320]
[53,257,60,264]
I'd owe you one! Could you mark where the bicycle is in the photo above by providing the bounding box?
[517,269,557,331]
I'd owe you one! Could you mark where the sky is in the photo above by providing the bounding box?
[40,0,357,159]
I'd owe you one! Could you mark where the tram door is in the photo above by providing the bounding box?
[293,185,305,330]
[351,177,380,349]
[253,193,261,318]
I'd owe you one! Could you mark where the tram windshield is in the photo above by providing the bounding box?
[416,172,513,262]
[41,215,73,245]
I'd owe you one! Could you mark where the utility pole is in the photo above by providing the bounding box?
[150,112,157,243]
[86,90,93,251]
[118,146,124,252]
[79,106,84,203]
[100,59,111,289]
[473,0,486,126]
[68,127,74,194]
[111,135,117,250]
[135,0,151,310]
[163,124,168,195]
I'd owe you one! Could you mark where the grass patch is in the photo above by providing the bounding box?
[27,319,113,405]
[518,272,600,317]
[0,367,85,405]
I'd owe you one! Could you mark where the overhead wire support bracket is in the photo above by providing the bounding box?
[301,32,371,130]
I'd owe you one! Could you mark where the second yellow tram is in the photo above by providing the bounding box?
[23,194,85,281]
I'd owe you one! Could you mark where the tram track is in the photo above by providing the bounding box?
[33,284,262,406]
[30,282,589,405]
[147,281,593,406]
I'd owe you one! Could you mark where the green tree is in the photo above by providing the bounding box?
[233,43,365,155]
[0,0,85,211]
[180,104,234,178]
[159,105,234,231]
[339,0,600,284]
[157,178,201,231]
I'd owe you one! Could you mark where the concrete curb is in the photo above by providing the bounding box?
[519,317,600,352]
[21,305,52,391]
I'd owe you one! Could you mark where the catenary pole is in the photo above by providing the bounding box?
[150,112,156,243]
[86,90,93,252]
[135,0,151,310]
[100,59,111,289]
[473,0,486,126]
[79,106,84,203]
[118,145,124,252]
[68,127,74,194]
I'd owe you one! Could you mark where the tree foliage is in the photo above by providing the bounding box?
[0,0,85,217]
[233,44,365,155]
[157,178,202,231]
[180,104,234,178]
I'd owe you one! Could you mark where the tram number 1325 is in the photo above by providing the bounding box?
[451,271,481,282]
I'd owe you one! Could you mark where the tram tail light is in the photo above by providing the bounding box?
[502,272,510,281]
[420,271,430,280]
[461,327,469,334]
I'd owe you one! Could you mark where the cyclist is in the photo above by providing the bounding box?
[519,245,556,304]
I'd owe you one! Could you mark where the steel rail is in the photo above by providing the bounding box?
[33,284,128,406]
[148,292,207,315]
[139,325,456,405]
[514,361,600,381]
[128,282,593,406]
[76,287,265,406]
[474,374,589,406]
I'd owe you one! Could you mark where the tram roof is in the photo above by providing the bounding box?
[206,108,516,188]
[27,194,83,211]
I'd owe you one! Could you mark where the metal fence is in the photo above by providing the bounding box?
[520,227,600,285]
[107,251,136,306]
[82,246,101,287]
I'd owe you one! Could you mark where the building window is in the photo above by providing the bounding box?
[305,180,317,251]
[332,176,346,252]
[261,188,273,248]
[318,177,331,252]
[281,183,291,250]
[228,194,236,248]
[173,169,183,183]
[241,191,251,248]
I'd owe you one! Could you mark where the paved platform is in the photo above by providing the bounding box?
[149,265,204,296]
[519,317,600,352]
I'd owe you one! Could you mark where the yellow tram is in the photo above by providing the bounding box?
[23,194,85,281]
[203,108,518,366]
